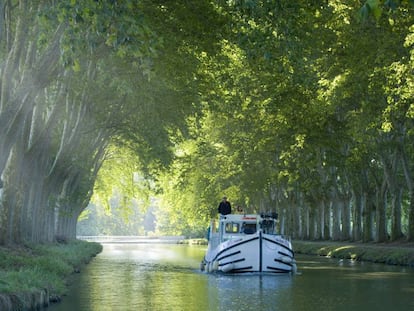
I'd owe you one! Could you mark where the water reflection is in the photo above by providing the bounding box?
[291,256,414,311]
[208,274,293,311]
[77,244,207,311]
[48,244,414,311]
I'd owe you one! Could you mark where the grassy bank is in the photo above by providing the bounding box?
[0,240,102,310]
[293,240,414,266]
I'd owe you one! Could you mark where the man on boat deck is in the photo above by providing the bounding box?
[218,196,231,215]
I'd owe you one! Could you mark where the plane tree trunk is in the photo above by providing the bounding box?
[382,150,404,241]
[401,144,414,241]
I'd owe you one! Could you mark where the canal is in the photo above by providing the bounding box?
[48,243,414,311]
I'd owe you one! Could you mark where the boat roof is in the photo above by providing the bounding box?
[219,214,266,222]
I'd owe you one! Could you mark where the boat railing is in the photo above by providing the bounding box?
[281,234,292,242]
[209,233,220,249]
[272,234,291,242]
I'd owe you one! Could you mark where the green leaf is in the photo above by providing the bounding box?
[367,0,383,20]
[358,4,370,22]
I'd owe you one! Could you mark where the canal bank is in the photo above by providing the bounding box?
[0,240,102,311]
[293,240,414,266]
[185,238,414,266]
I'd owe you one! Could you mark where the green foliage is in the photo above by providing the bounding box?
[2,0,414,241]
[92,144,148,211]
[140,0,414,240]
[45,0,162,74]
[359,0,414,22]
[77,201,156,236]
[78,0,405,239]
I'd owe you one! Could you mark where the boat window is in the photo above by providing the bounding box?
[242,223,256,234]
[225,222,240,233]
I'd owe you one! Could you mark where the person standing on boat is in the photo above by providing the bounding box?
[218,196,231,215]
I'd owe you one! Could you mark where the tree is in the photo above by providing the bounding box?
[0,0,161,244]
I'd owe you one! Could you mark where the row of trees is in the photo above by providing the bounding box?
[0,0,187,244]
[1,1,414,244]
[152,0,414,242]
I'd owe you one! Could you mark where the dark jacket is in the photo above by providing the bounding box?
[218,200,231,215]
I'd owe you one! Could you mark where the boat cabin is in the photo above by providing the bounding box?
[210,213,279,243]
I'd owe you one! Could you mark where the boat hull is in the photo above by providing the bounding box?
[202,231,295,274]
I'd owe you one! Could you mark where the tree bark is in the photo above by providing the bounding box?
[341,197,351,240]
[352,189,362,241]
[400,144,414,241]
[331,197,342,241]
[362,191,374,242]
[382,150,403,241]
[376,179,388,242]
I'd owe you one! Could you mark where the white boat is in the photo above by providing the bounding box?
[201,213,296,274]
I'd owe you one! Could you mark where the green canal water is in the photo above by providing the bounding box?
[47,243,414,311]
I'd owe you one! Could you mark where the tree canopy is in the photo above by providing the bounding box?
[1,0,414,244]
